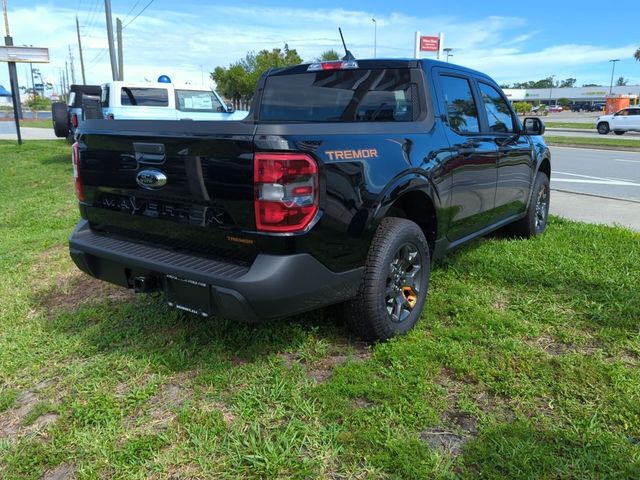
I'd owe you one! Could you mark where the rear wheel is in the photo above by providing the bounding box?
[597,122,610,135]
[509,171,550,238]
[614,130,625,136]
[51,102,69,138]
[346,217,430,343]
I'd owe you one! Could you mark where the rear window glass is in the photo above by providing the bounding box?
[120,87,169,107]
[175,90,223,112]
[259,68,416,122]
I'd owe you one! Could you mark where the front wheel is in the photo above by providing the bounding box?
[597,122,610,135]
[509,172,550,238]
[346,218,430,343]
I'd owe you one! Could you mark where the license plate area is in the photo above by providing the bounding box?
[164,274,212,317]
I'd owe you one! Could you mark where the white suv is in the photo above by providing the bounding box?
[596,107,640,135]
[100,81,248,121]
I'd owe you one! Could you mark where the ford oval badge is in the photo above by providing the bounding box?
[136,169,167,190]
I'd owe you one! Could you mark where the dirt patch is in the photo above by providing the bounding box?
[125,372,195,433]
[525,335,608,358]
[208,401,236,425]
[31,413,60,430]
[36,270,134,316]
[306,343,372,384]
[420,428,467,456]
[42,463,75,480]
[351,397,375,408]
[491,294,508,311]
[0,391,39,438]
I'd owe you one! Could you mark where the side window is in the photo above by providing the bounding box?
[478,83,514,133]
[439,75,479,134]
[615,110,629,116]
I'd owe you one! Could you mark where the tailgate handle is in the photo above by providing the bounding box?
[134,142,166,165]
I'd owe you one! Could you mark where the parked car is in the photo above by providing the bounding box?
[69,58,550,342]
[596,107,640,135]
[571,103,590,112]
[531,105,548,116]
[51,84,101,142]
[100,81,248,121]
[548,105,563,113]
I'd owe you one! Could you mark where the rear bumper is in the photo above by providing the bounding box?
[68,220,363,322]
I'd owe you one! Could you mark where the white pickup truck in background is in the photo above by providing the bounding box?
[100,81,248,121]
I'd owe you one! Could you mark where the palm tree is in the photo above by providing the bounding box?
[635,48,640,61]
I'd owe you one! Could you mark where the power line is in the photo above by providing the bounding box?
[123,0,154,29]
[122,0,143,24]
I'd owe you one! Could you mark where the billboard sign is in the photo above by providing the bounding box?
[420,36,440,52]
[0,46,50,63]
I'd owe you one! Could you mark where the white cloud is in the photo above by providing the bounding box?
[0,4,637,94]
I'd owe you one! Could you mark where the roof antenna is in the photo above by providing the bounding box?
[339,28,355,61]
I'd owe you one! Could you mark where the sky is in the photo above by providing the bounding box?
[2,0,639,95]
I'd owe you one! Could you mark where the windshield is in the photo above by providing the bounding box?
[175,90,224,113]
[259,68,417,122]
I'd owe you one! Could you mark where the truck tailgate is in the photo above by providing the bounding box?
[77,120,257,262]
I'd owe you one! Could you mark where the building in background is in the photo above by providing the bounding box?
[503,85,640,106]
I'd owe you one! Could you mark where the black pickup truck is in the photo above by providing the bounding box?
[69,59,550,342]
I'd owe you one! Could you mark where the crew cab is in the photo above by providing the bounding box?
[69,59,550,342]
[100,81,248,121]
[596,107,640,135]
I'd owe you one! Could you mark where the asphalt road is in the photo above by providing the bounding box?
[549,146,640,201]
[0,123,57,140]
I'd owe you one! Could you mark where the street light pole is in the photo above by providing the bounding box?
[609,59,619,95]
[548,74,556,106]
[443,48,453,62]
[372,18,377,58]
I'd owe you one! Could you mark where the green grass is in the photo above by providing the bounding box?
[545,135,640,149]
[545,122,593,129]
[18,119,52,129]
[1,140,639,479]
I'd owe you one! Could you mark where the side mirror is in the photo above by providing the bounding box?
[522,117,545,135]
[226,103,235,114]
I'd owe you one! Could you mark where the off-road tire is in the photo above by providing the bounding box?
[509,171,550,238]
[346,217,430,343]
[52,102,70,138]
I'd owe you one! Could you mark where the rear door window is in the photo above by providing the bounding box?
[259,68,416,122]
[120,87,169,107]
[439,75,480,133]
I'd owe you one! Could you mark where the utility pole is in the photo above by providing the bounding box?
[609,59,619,95]
[68,45,76,84]
[116,17,123,80]
[104,0,118,81]
[76,16,86,84]
[64,60,69,98]
[371,18,377,58]
[2,0,22,141]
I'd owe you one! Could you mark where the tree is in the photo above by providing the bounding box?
[582,83,602,87]
[559,78,576,88]
[557,98,571,107]
[317,49,340,61]
[512,101,532,114]
[635,48,640,62]
[211,44,303,109]
[615,76,628,86]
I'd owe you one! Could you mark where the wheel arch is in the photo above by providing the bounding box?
[369,174,440,254]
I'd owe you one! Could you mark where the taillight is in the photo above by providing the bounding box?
[71,142,85,201]
[71,113,78,128]
[254,152,318,233]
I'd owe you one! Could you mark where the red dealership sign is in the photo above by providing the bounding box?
[420,36,440,52]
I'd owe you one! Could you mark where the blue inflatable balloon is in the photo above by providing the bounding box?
[157,75,171,83]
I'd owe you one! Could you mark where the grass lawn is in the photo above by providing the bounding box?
[545,135,640,150]
[1,140,639,479]
[545,122,593,130]
[19,119,52,129]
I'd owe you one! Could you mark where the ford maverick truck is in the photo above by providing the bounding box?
[69,59,550,342]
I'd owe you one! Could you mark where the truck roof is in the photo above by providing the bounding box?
[101,81,218,91]
[267,58,492,81]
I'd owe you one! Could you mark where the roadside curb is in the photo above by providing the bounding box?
[550,188,640,204]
